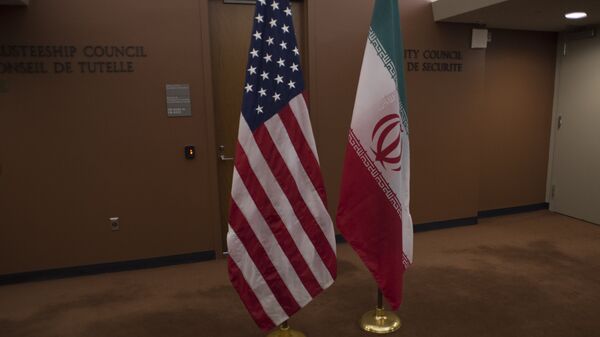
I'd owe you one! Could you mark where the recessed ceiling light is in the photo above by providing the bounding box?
[565,12,588,20]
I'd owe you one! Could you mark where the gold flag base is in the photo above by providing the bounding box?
[359,307,401,334]
[266,321,307,337]
[359,289,401,334]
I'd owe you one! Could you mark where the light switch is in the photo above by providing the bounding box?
[184,145,195,160]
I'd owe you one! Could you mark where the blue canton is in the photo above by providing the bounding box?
[241,0,304,131]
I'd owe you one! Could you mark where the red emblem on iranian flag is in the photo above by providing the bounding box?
[371,114,404,172]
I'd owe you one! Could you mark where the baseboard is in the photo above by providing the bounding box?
[0,250,216,286]
[478,203,549,218]
[414,217,479,232]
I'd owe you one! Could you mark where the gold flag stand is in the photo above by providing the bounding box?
[266,320,306,337]
[359,289,401,334]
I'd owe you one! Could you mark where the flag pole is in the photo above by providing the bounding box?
[266,320,307,337]
[359,289,401,334]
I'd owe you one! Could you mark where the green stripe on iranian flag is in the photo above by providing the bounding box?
[370,0,409,130]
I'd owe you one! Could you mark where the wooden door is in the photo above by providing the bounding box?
[208,0,306,251]
[550,35,600,225]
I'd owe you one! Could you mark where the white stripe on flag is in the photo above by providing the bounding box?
[288,95,320,163]
[237,118,334,289]
[227,229,288,324]
[231,168,313,307]
[264,114,336,251]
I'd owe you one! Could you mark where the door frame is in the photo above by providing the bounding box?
[198,0,224,256]
[545,33,564,208]
[201,0,313,256]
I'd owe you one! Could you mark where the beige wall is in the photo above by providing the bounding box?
[479,29,556,211]
[0,0,556,275]
[548,30,600,225]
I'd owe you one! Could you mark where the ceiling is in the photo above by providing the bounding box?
[433,0,600,32]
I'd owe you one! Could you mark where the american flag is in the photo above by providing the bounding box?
[227,0,336,331]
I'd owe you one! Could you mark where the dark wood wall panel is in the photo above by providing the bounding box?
[0,0,220,275]
[0,0,557,275]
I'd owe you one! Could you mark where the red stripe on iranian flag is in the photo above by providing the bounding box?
[336,133,406,309]
[229,201,301,316]
[234,145,325,298]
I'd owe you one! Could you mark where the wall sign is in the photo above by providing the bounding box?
[404,49,464,73]
[166,84,192,117]
[0,45,147,74]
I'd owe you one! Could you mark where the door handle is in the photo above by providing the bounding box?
[218,145,234,161]
[558,115,563,130]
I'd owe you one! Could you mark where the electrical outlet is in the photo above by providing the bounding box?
[109,217,120,231]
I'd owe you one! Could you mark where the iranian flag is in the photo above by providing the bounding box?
[336,0,413,309]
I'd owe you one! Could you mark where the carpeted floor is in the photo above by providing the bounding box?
[1,210,599,337]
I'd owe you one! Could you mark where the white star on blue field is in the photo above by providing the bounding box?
[241,0,304,132]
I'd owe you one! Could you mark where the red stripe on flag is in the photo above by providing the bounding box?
[228,258,276,331]
[229,201,301,316]
[278,105,328,206]
[234,144,324,297]
[337,143,406,309]
[252,124,337,279]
